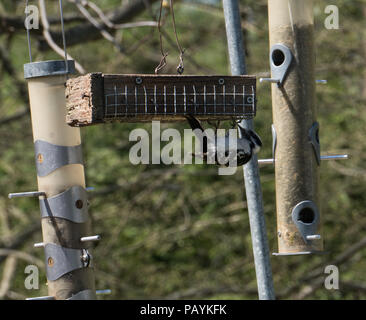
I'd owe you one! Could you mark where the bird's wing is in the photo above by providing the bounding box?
[237,138,252,154]
[185,114,204,132]
[232,138,252,166]
[236,151,253,166]
[185,115,208,154]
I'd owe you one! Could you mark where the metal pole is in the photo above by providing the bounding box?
[223,0,275,300]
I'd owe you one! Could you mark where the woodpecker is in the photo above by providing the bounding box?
[185,115,262,167]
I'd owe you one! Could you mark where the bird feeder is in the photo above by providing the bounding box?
[266,0,323,255]
[65,73,257,126]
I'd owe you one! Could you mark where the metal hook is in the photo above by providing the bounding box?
[259,44,293,87]
[176,50,185,75]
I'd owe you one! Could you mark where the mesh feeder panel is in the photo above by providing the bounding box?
[65,73,257,126]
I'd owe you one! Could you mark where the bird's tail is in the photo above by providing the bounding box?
[185,114,205,132]
[238,125,262,153]
[248,130,262,148]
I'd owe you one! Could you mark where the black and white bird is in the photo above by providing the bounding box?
[185,115,262,167]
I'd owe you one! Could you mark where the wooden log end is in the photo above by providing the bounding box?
[66,73,104,127]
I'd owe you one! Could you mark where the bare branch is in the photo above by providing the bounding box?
[0,249,43,267]
[329,160,366,180]
[74,0,158,29]
[0,45,28,101]
[38,0,86,74]
[0,13,83,33]
[0,222,40,264]
[5,290,26,300]
[292,277,324,300]
[68,0,126,57]
[293,279,366,300]
[39,0,159,50]
[0,108,29,126]
[342,281,366,292]
[278,236,366,299]
[164,285,257,299]
[108,21,158,29]
[0,256,17,299]
[305,236,366,281]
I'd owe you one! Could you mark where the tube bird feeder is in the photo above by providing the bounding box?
[24,60,97,299]
[266,0,323,255]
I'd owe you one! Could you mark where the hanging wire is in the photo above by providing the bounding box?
[155,0,168,74]
[169,0,185,74]
[59,0,69,75]
[155,0,185,75]
[25,0,69,74]
[25,0,32,62]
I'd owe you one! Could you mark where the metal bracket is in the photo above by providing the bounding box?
[260,44,293,87]
[44,243,92,281]
[273,251,327,256]
[34,140,83,177]
[34,234,100,248]
[258,154,348,165]
[309,122,321,165]
[39,186,88,223]
[270,44,293,86]
[8,191,45,199]
[80,235,101,243]
[291,200,320,244]
[24,60,75,79]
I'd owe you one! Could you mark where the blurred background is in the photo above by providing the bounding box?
[0,0,365,300]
